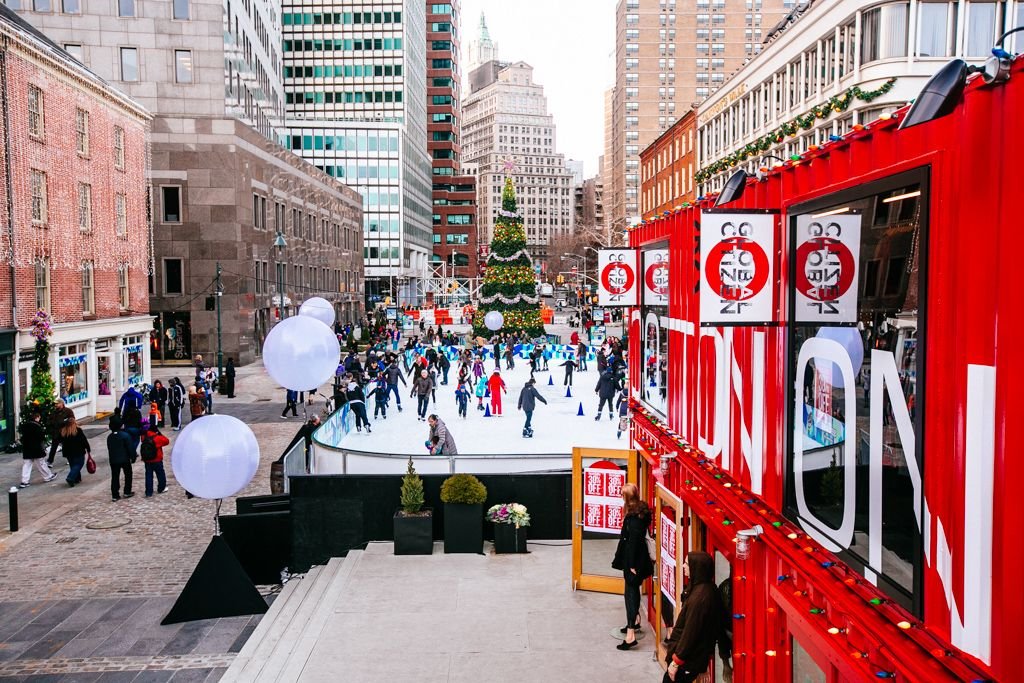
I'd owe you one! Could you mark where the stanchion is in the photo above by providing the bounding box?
[8,486,18,532]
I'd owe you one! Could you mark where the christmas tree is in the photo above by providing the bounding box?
[473,175,545,338]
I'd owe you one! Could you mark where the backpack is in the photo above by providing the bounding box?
[140,434,158,462]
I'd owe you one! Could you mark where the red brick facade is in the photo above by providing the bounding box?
[0,40,151,329]
[639,110,697,220]
[427,1,478,282]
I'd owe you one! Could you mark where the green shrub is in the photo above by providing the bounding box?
[400,457,425,514]
[440,473,487,505]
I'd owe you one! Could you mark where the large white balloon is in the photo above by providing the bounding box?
[299,297,335,327]
[171,415,260,500]
[484,311,504,331]
[814,326,864,388]
[263,315,341,391]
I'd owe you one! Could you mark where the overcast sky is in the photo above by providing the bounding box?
[458,0,615,178]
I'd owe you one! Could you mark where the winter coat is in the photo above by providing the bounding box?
[49,428,91,461]
[617,390,629,416]
[107,430,135,467]
[169,383,185,408]
[439,353,451,370]
[411,375,433,397]
[143,429,170,463]
[429,418,458,455]
[149,385,168,407]
[18,420,47,460]
[596,372,618,400]
[345,386,365,405]
[570,331,581,346]
[517,384,547,412]
[577,342,588,359]
[560,360,577,374]
[611,503,653,585]
[475,376,487,398]
[385,365,406,386]
[486,374,506,396]
[455,385,470,406]
[118,387,144,413]
[664,552,729,674]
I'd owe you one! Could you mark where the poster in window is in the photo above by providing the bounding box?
[642,249,669,305]
[582,460,626,535]
[700,211,775,324]
[597,249,639,306]
[793,213,861,323]
[660,511,677,606]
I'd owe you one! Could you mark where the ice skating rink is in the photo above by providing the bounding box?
[339,359,624,455]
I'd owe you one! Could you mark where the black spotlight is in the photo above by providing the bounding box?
[899,59,969,129]
[714,169,750,207]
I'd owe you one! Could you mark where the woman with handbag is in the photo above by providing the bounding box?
[663,551,730,683]
[48,415,92,487]
[612,482,653,650]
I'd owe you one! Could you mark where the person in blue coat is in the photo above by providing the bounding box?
[118,385,144,414]
[281,389,299,418]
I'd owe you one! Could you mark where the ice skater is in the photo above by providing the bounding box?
[455,382,470,419]
[504,344,516,370]
[560,356,578,386]
[347,381,371,432]
[616,387,630,439]
[595,369,618,421]
[427,414,458,455]
[475,374,487,411]
[487,369,507,416]
[384,360,406,412]
[367,377,389,420]
[472,356,485,380]
[517,377,547,438]
[412,369,433,421]
[577,341,589,371]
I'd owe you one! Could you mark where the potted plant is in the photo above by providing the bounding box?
[393,457,432,555]
[440,473,487,554]
[487,503,530,554]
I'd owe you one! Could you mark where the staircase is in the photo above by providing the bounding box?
[220,552,364,683]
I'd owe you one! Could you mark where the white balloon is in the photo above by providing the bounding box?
[171,414,260,500]
[484,311,504,331]
[263,316,341,391]
[299,297,335,327]
[814,326,864,388]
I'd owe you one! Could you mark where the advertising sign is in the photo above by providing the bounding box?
[598,249,639,306]
[660,511,677,606]
[386,307,398,321]
[700,211,775,325]
[582,461,626,535]
[793,213,861,323]
[643,248,670,306]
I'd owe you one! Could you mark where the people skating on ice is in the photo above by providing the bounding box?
[475,374,488,411]
[595,369,618,421]
[487,369,507,416]
[560,356,578,386]
[347,381,371,433]
[517,377,548,438]
[411,369,433,421]
[455,382,470,419]
[577,340,589,371]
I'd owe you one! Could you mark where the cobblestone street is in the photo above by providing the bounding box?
[0,362,314,682]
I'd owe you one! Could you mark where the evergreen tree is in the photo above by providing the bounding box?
[25,311,57,434]
[400,456,425,514]
[472,176,544,338]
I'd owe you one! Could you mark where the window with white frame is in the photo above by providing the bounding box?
[115,193,127,236]
[27,85,44,139]
[81,260,94,315]
[35,258,50,313]
[114,126,125,169]
[75,108,89,155]
[118,264,130,309]
[78,182,91,232]
[30,169,46,224]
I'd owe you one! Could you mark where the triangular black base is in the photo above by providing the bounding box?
[161,535,269,625]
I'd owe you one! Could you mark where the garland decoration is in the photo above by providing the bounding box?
[694,78,896,184]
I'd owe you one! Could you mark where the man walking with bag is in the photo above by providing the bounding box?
[18,411,56,487]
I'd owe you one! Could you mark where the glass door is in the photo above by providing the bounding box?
[571,447,638,594]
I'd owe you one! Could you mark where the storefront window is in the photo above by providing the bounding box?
[58,343,89,405]
[641,245,669,416]
[786,169,926,613]
[123,336,144,387]
[97,355,111,396]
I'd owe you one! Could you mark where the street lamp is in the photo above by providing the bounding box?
[274,231,288,320]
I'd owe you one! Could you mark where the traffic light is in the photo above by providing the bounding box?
[556,274,564,285]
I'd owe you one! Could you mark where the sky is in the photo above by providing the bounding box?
[457,0,615,178]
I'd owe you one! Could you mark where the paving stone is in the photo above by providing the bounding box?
[165,669,211,683]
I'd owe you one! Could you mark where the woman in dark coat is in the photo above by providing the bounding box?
[663,551,730,682]
[612,482,653,650]
[49,415,91,487]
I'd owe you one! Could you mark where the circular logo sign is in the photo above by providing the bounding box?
[704,237,770,301]
[601,262,635,296]
[794,237,856,302]
[645,262,669,298]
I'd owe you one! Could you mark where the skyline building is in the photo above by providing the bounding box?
[607,0,790,232]
[11,0,364,365]
[463,60,574,265]
[281,0,432,305]
[465,11,497,71]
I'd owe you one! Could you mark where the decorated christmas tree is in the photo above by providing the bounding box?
[473,175,545,338]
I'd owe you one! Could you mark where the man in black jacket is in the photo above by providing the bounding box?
[106,418,136,501]
[18,412,56,487]
[384,361,406,412]
[595,370,618,421]
[516,378,548,438]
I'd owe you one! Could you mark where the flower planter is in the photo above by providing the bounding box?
[493,523,528,554]
[394,509,433,555]
[443,503,483,554]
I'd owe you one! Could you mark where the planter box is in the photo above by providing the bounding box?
[493,523,528,554]
[443,503,483,554]
[394,509,433,555]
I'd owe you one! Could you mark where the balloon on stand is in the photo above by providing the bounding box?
[263,315,341,391]
[298,297,336,327]
[171,415,260,500]
[484,311,504,331]
[814,326,864,388]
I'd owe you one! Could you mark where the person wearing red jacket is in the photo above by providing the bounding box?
[570,330,581,346]
[141,423,170,497]
[487,370,507,416]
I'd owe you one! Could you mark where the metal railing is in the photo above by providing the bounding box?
[281,437,308,493]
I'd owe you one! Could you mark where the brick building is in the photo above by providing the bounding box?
[639,108,696,218]
[0,4,153,438]
[427,0,478,292]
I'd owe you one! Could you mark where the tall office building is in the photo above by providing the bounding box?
[13,0,365,365]
[463,60,574,263]
[465,11,496,71]
[282,0,432,305]
[427,0,478,286]
[607,0,790,231]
